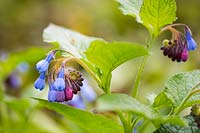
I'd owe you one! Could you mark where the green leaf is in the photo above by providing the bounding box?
[96,93,156,119]
[153,92,173,109]
[43,23,100,58]
[96,93,186,127]
[85,40,148,92]
[115,0,143,22]
[154,115,199,133]
[5,99,30,116]
[153,116,186,128]
[140,0,177,36]
[164,70,200,113]
[34,98,123,133]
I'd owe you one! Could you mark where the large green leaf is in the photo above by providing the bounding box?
[43,23,100,58]
[115,0,143,22]
[164,70,200,113]
[96,93,157,119]
[140,0,177,36]
[116,0,177,36]
[96,93,186,127]
[34,98,123,133]
[85,40,148,92]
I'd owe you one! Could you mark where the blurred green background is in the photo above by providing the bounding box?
[0,0,200,132]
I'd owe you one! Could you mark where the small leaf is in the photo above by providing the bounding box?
[115,0,143,22]
[164,70,200,112]
[34,98,123,133]
[85,40,148,92]
[96,93,156,119]
[140,0,176,36]
[43,23,100,58]
[153,92,173,109]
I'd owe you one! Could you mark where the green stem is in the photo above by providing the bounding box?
[131,117,142,131]
[132,36,155,98]
[117,111,132,133]
[0,102,10,133]
[57,50,104,92]
[174,89,200,115]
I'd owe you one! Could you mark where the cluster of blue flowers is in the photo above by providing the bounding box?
[161,24,197,62]
[34,50,85,103]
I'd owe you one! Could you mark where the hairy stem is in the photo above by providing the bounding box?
[65,57,101,86]
[132,36,154,98]
[117,111,132,133]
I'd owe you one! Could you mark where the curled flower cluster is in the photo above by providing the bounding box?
[34,50,84,102]
[161,24,197,62]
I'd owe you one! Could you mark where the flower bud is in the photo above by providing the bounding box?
[34,72,46,90]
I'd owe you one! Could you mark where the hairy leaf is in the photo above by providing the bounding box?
[43,23,100,58]
[164,70,200,113]
[154,115,199,133]
[34,98,123,133]
[140,0,176,36]
[96,93,157,119]
[96,93,186,127]
[85,40,148,92]
[116,0,143,22]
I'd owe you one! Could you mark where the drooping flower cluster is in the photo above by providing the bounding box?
[34,50,84,102]
[160,24,197,62]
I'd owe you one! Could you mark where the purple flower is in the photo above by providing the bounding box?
[34,72,46,90]
[54,67,65,91]
[80,80,96,102]
[161,39,188,62]
[181,48,188,62]
[67,95,85,110]
[185,28,197,51]
[65,87,73,100]
[5,73,21,89]
[36,60,49,72]
[36,51,55,72]
[56,90,66,102]
[48,82,57,102]
[66,80,96,109]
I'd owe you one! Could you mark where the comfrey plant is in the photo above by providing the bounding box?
[34,0,200,133]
